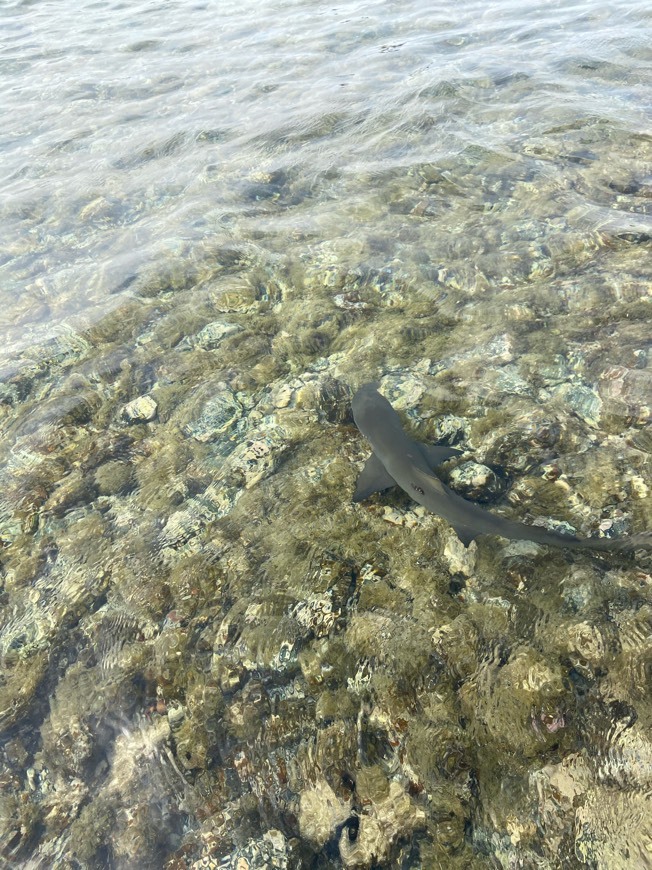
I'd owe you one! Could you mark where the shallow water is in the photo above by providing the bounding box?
[1,0,652,866]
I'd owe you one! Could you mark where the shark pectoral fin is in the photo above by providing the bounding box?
[417,442,463,470]
[353,454,396,502]
[452,524,478,547]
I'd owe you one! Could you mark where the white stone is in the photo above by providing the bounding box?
[122,395,157,423]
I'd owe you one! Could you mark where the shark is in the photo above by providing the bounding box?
[352,382,652,552]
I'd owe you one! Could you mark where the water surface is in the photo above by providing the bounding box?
[1,0,651,867]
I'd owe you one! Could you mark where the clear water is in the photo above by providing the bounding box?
[1,0,651,866]
[2,0,650,355]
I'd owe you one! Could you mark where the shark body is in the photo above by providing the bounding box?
[352,383,651,552]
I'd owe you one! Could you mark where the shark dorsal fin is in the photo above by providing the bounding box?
[410,465,447,495]
[408,467,477,546]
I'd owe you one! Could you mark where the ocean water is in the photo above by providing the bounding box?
[2,0,650,356]
[1,0,652,866]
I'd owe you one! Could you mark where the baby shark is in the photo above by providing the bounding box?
[352,383,651,552]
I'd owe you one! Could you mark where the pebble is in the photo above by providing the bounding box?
[122,395,157,423]
[193,320,242,350]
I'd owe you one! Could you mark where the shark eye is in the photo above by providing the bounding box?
[412,484,425,495]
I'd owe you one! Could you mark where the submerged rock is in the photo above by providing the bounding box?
[183,382,243,443]
[339,781,426,868]
[219,829,290,869]
[121,395,157,423]
[300,779,351,848]
[448,460,505,502]
[443,530,477,577]
[94,460,135,496]
[193,319,242,349]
